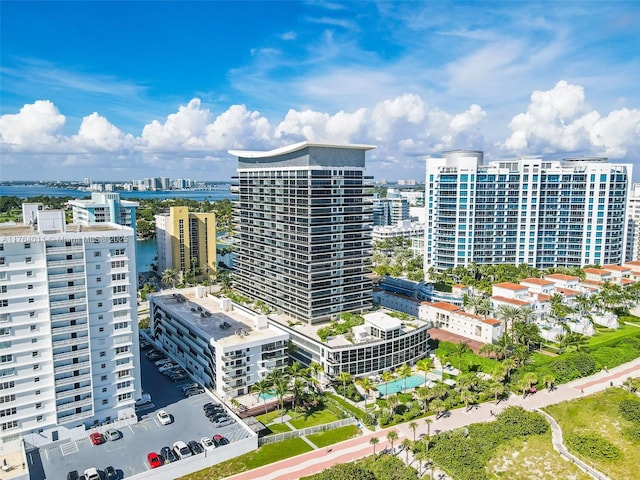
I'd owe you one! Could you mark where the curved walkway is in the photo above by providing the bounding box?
[224,358,640,480]
[536,409,610,480]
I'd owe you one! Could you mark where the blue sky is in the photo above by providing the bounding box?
[1,1,640,182]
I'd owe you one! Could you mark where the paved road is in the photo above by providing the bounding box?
[224,358,640,480]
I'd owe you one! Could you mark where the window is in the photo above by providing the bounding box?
[0,355,12,363]
[98,327,104,333]
[0,286,6,293]
[1,421,18,431]
[35,402,42,409]
[94,251,101,257]
[31,338,36,344]
[0,342,8,350]
[102,387,107,393]
[33,364,39,371]
[97,302,103,308]
[114,321,129,330]
[0,407,17,417]
[101,364,106,369]
[96,289,103,295]
[35,390,40,395]
[24,243,31,249]
[26,271,33,277]
[29,312,36,318]
[117,392,132,402]
[102,399,109,405]
[96,277,102,283]
[0,314,8,323]
[30,325,37,332]
[101,375,107,381]
[0,382,14,390]
[95,265,101,270]
[32,351,38,358]
[0,369,15,378]
[36,415,43,422]
[0,395,15,404]
[28,298,34,304]
[115,346,129,355]
[115,358,129,366]
[0,258,5,266]
[0,300,7,308]
[99,351,106,357]
[33,377,39,383]
[27,284,33,290]
[117,369,130,378]
[0,272,6,281]
[98,315,103,320]
[25,257,32,264]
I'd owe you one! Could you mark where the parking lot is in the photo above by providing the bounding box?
[29,346,253,480]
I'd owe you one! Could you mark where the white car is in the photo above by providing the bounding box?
[154,358,172,367]
[84,468,100,480]
[156,410,172,425]
[200,436,215,451]
[135,393,152,407]
[158,363,177,373]
[173,440,192,460]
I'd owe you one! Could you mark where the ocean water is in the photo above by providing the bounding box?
[0,184,233,202]
[136,238,158,274]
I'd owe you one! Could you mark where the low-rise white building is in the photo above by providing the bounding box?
[149,290,288,400]
[419,301,502,344]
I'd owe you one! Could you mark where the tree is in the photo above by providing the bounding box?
[478,343,496,358]
[309,361,324,392]
[161,268,179,288]
[453,341,471,370]
[387,394,399,415]
[401,438,412,464]
[273,377,289,423]
[250,379,272,416]
[488,381,505,404]
[338,371,352,400]
[356,376,376,410]
[395,364,413,393]
[415,386,430,412]
[369,436,380,456]
[523,372,538,392]
[430,399,446,419]
[496,305,521,341]
[408,421,418,442]
[290,378,306,419]
[542,374,556,391]
[460,388,477,412]
[386,430,399,453]
[381,371,395,397]
[501,358,516,381]
[416,358,433,384]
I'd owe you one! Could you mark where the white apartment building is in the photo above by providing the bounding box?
[0,209,140,449]
[419,301,503,344]
[69,193,139,237]
[627,183,640,260]
[425,151,632,272]
[149,289,288,399]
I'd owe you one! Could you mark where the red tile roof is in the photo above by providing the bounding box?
[491,295,530,306]
[545,273,579,282]
[482,318,501,326]
[521,278,554,286]
[493,282,528,291]
[430,301,461,312]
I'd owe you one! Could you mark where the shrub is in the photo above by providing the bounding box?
[565,434,622,461]
[623,425,640,443]
[619,399,640,423]
[537,351,596,383]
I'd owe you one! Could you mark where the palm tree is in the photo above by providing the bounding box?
[395,364,413,393]
[460,388,476,412]
[431,399,446,419]
[457,372,478,392]
[273,377,289,423]
[386,430,399,453]
[408,421,418,442]
[387,394,399,415]
[453,341,471,370]
[416,358,433,384]
[356,376,376,410]
[381,371,395,397]
[369,436,380,456]
[415,386,430,412]
[161,268,179,288]
[415,450,429,477]
[250,379,272,416]
[338,371,352,399]
[308,361,324,392]
[542,374,556,392]
[524,373,539,392]
[501,358,516,381]
[290,378,306,419]
[478,343,496,358]
[401,438,412,464]
[496,305,521,341]
[432,383,449,401]
[488,381,504,404]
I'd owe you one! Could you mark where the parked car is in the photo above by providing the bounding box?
[104,466,118,480]
[204,407,224,417]
[207,412,228,421]
[160,446,178,464]
[170,373,187,382]
[135,393,152,407]
[158,363,177,373]
[184,388,204,397]
[213,417,233,427]
[105,429,121,441]
[212,434,228,447]
[200,437,215,451]
[154,358,172,367]
[147,452,163,469]
[89,432,105,445]
[145,350,161,359]
[173,441,192,460]
[188,440,204,455]
[67,471,79,480]
[156,410,172,425]
[84,468,100,480]
[181,383,200,392]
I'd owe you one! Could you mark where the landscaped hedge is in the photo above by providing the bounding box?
[565,434,622,461]
[536,351,596,384]
[428,406,549,480]
[590,337,640,369]
[325,393,375,427]
[619,398,640,423]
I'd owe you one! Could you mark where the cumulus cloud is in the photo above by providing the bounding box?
[0,100,65,149]
[501,80,640,157]
[73,113,133,151]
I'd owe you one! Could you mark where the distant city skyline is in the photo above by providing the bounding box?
[1,2,639,181]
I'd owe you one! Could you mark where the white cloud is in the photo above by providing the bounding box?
[501,81,640,157]
[0,100,65,148]
[73,113,133,151]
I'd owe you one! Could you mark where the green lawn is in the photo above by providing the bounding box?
[487,433,590,480]
[289,408,341,429]
[267,422,292,434]
[306,425,361,447]
[255,409,290,425]
[544,388,640,480]
[178,437,313,480]
[587,323,640,348]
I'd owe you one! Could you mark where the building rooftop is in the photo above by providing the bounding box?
[481,318,501,326]
[493,282,529,291]
[491,295,530,306]
[0,222,128,236]
[150,291,285,349]
[603,265,630,272]
[229,141,376,159]
[545,274,580,282]
[363,311,402,331]
[521,278,554,286]
[584,268,610,275]
[430,301,461,312]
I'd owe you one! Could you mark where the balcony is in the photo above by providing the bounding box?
[54,361,90,373]
[52,337,89,348]
[56,385,92,399]
[55,373,91,387]
[48,272,85,282]
[50,298,87,309]
[222,363,246,372]
[223,370,248,381]
[49,285,86,296]
[47,259,85,268]
[53,347,89,361]
[222,352,245,362]
[51,323,88,335]
[50,311,87,322]
[46,245,84,254]
[57,409,93,423]
[56,396,93,412]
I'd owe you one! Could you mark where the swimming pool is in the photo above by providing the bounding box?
[376,374,427,396]
[257,391,277,400]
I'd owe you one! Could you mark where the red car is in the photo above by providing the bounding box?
[147,452,163,469]
[89,432,105,445]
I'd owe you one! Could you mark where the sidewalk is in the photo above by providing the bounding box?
[224,358,640,480]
